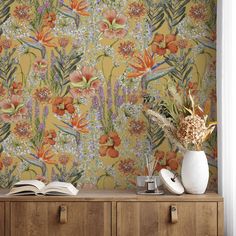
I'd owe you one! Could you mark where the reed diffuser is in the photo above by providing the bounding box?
[145,154,158,193]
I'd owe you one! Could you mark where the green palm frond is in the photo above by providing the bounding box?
[0,122,11,143]
[49,49,83,96]
[0,0,14,27]
[146,4,165,33]
[163,0,190,33]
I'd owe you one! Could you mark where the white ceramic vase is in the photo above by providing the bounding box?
[181,150,209,194]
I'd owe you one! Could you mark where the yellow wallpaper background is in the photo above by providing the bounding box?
[0,0,217,190]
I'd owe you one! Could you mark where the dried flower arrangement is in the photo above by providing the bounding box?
[146,93,217,151]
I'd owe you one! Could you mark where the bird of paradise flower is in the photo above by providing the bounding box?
[55,113,89,149]
[18,27,56,58]
[19,145,55,177]
[127,49,175,90]
[59,0,90,28]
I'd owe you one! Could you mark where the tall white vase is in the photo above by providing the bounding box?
[181,150,209,194]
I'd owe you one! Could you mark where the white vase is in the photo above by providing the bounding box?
[181,150,209,194]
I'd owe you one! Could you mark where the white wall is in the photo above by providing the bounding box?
[217,0,236,235]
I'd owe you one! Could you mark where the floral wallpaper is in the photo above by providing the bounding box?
[0,0,217,190]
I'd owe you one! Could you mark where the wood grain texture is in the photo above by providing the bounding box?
[11,202,49,236]
[217,202,224,236]
[196,202,217,236]
[4,202,10,236]
[0,191,223,236]
[0,202,4,236]
[112,201,117,236]
[0,190,223,202]
[48,202,111,236]
[117,202,218,236]
[10,202,111,236]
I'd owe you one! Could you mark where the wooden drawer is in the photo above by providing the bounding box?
[117,202,218,236]
[10,201,111,236]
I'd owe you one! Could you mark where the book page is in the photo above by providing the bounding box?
[13,180,45,190]
[43,182,78,195]
[7,186,40,195]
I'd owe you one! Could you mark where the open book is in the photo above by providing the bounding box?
[8,180,79,196]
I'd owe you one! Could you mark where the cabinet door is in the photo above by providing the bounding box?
[48,202,111,236]
[0,202,4,235]
[117,202,217,236]
[10,202,111,236]
[10,202,48,236]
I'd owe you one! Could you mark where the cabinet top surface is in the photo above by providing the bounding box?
[0,189,223,202]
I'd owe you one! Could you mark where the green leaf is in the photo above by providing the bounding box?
[55,125,77,137]
[146,5,165,33]
[0,0,14,26]
[163,0,189,32]
[143,67,175,89]
[197,39,216,50]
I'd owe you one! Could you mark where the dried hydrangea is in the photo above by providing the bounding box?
[147,92,216,151]
[177,114,207,149]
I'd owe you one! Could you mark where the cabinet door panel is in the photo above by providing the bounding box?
[10,202,49,236]
[0,202,4,236]
[48,202,111,236]
[10,202,111,236]
[117,202,217,236]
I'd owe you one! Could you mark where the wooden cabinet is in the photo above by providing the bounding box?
[0,191,223,236]
[0,202,5,235]
[117,202,218,236]
[10,202,111,236]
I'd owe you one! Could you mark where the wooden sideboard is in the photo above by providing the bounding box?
[0,190,223,236]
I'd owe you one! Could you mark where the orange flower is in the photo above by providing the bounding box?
[58,37,69,48]
[99,131,121,158]
[128,2,146,18]
[35,28,56,47]
[127,49,154,78]
[177,39,188,49]
[43,12,56,28]
[118,41,135,58]
[52,96,75,116]
[44,130,57,145]
[154,150,179,172]
[13,5,32,21]
[69,66,100,97]
[33,58,48,75]
[99,9,127,39]
[0,39,12,49]
[58,154,70,165]
[210,31,216,42]
[71,114,89,133]
[10,82,23,96]
[13,121,32,140]
[70,0,90,16]
[189,3,208,22]
[0,82,6,97]
[35,175,47,183]
[0,95,27,122]
[118,159,135,175]
[151,34,178,55]
[187,82,198,96]
[37,146,55,164]
[34,87,51,103]
[2,155,13,167]
[128,120,146,136]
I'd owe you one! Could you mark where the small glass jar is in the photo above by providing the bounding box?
[145,176,156,193]
[136,176,162,194]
